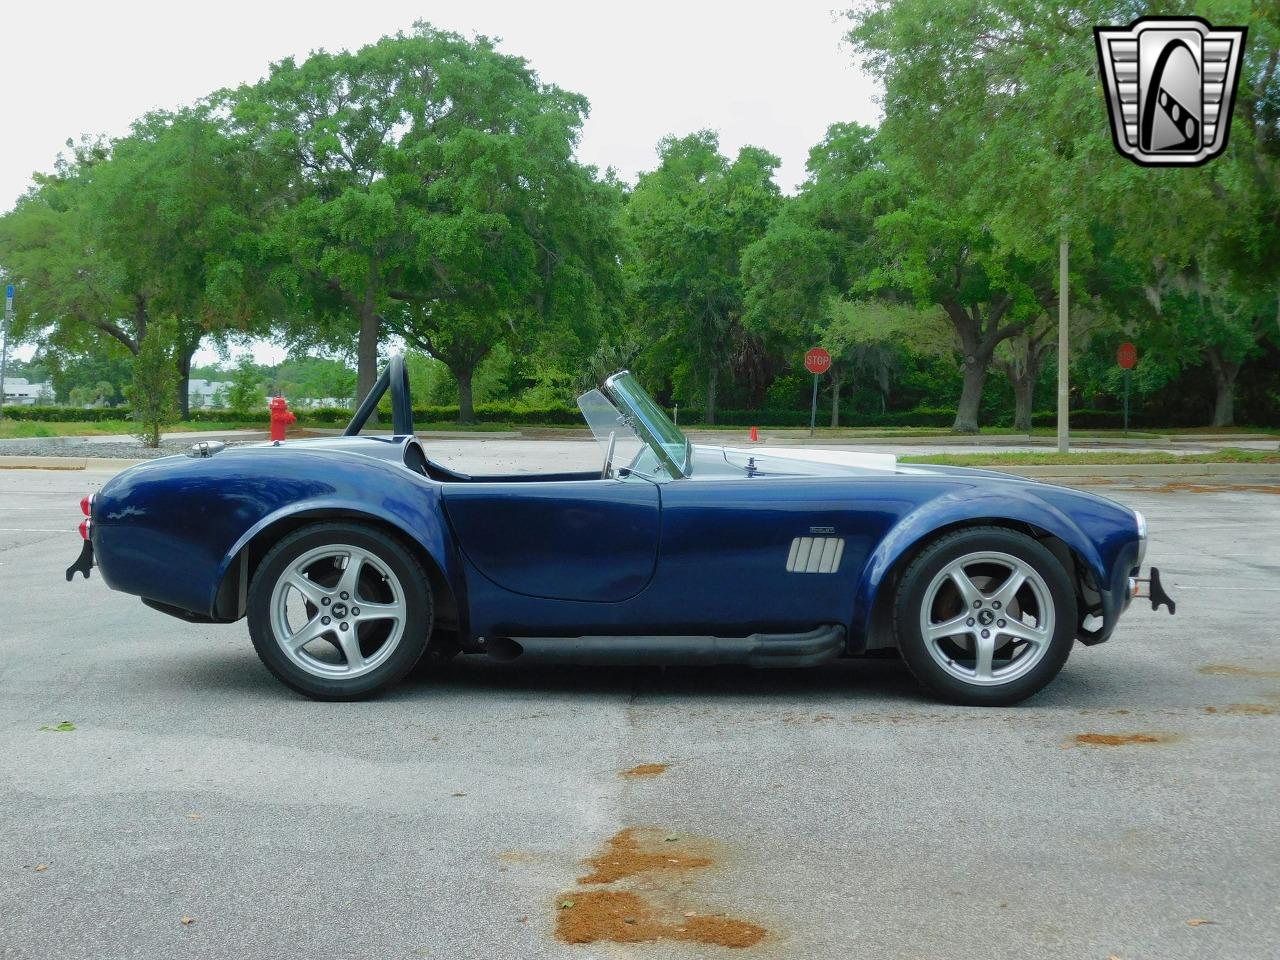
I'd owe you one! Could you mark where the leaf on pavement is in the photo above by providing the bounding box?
[1186,918,1215,927]
[180,915,196,926]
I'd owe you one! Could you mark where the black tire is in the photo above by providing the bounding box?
[248,522,433,700]
[893,526,1076,706]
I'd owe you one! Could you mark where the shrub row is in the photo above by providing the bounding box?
[0,403,1185,430]
[0,403,585,426]
[1030,408,1150,429]
[0,406,132,422]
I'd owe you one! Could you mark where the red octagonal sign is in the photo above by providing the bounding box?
[804,347,832,375]
[1117,342,1137,370]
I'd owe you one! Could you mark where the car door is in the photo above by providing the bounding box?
[441,478,660,602]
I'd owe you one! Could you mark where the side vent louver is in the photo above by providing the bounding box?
[786,537,845,574]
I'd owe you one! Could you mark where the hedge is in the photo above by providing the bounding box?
[0,403,584,426]
[0,406,134,422]
[1030,408,1149,429]
[0,403,1180,430]
[2,403,958,428]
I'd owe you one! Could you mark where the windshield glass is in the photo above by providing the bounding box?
[603,371,691,478]
[576,388,646,474]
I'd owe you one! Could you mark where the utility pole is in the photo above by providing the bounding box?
[1056,232,1069,453]
[0,283,14,421]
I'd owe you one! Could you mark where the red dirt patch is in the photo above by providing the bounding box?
[578,828,712,885]
[619,762,669,779]
[558,828,767,948]
[1073,733,1169,747]
[555,890,766,948]
[1199,663,1280,679]
[1205,703,1276,716]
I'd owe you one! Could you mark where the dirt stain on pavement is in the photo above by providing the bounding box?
[1135,482,1280,495]
[619,762,669,779]
[1072,733,1173,747]
[1204,704,1276,715]
[557,828,767,948]
[1199,663,1280,679]
[578,827,712,884]
[556,890,766,948]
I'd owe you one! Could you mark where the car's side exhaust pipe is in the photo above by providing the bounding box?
[481,625,845,668]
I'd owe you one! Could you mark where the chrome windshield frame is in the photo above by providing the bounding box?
[602,371,691,479]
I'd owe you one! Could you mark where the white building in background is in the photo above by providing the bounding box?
[1,378,55,405]
[187,379,232,409]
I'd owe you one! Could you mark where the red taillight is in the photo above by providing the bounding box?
[80,494,93,517]
[79,519,91,540]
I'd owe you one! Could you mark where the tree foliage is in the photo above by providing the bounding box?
[231,23,624,422]
[126,320,178,447]
[2,11,1277,430]
[627,131,781,423]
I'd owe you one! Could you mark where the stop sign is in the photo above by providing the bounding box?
[1117,342,1137,370]
[804,347,832,375]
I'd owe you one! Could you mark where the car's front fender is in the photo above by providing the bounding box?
[851,484,1129,646]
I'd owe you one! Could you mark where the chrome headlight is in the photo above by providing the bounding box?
[1134,509,1148,568]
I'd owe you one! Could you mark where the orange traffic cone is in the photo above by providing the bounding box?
[749,426,759,443]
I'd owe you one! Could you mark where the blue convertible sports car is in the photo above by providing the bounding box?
[69,355,1173,705]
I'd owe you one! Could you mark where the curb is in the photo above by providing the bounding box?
[991,462,1280,479]
[0,456,147,470]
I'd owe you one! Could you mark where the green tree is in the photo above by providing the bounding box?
[844,0,1280,428]
[0,142,133,362]
[627,131,781,423]
[743,123,929,425]
[226,358,264,413]
[92,106,275,416]
[821,298,952,423]
[231,24,623,422]
[0,109,273,417]
[127,321,178,447]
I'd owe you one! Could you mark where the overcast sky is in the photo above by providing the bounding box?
[2,0,880,209]
[3,0,880,365]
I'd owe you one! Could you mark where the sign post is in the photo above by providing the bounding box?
[1056,232,1069,453]
[0,284,13,421]
[1116,341,1137,434]
[804,347,832,438]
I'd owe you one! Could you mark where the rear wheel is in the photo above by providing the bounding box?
[893,526,1076,706]
[248,522,433,700]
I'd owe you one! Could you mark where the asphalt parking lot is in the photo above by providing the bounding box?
[1,451,1278,960]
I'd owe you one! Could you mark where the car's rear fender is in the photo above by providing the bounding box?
[213,495,463,629]
[93,449,463,625]
[851,488,1120,650]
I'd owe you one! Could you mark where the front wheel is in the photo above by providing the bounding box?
[248,522,433,700]
[893,526,1077,706]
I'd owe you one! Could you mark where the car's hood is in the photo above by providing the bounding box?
[692,444,900,479]
[692,444,1043,485]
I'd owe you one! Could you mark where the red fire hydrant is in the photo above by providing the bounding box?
[269,395,296,442]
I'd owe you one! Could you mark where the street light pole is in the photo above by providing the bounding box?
[0,284,13,421]
[1056,231,1069,454]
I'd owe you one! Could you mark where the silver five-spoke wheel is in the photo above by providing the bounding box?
[270,544,407,679]
[894,526,1076,706]
[248,522,433,700]
[919,551,1055,686]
